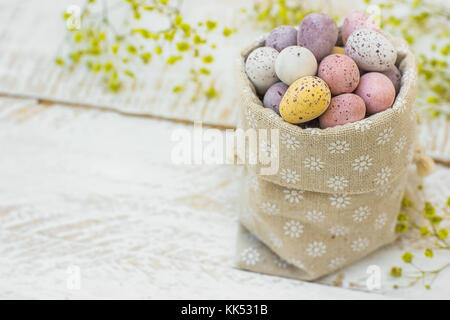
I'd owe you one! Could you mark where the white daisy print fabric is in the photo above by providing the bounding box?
[283,220,304,238]
[328,257,346,269]
[374,213,388,230]
[376,127,394,145]
[280,133,300,151]
[241,247,260,266]
[351,238,370,252]
[306,241,327,258]
[374,167,392,186]
[287,259,305,269]
[354,119,372,132]
[352,206,371,223]
[352,155,373,172]
[328,140,350,154]
[280,169,300,184]
[269,232,284,249]
[394,136,407,154]
[327,176,349,192]
[260,202,280,215]
[329,225,349,237]
[306,210,325,223]
[303,156,325,172]
[283,189,304,203]
[329,194,351,209]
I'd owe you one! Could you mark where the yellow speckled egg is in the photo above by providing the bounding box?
[330,46,345,55]
[280,76,331,124]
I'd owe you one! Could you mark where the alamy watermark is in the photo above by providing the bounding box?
[171,122,280,175]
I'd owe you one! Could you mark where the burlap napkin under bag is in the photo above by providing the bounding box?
[235,34,434,281]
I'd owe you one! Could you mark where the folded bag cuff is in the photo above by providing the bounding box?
[237,33,425,194]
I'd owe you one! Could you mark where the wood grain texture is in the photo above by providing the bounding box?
[0,96,448,299]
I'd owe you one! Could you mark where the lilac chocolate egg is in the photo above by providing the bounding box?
[318,54,360,95]
[298,13,338,61]
[266,26,298,52]
[382,65,401,94]
[319,93,366,129]
[263,82,288,114]
[355,72,395,114]
[341,11,380,45]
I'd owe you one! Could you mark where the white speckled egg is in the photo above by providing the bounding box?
[275,46,317,85]
[245,47,279,94]
[345,29,397,72]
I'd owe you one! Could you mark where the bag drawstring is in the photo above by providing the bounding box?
[413,141,435,177]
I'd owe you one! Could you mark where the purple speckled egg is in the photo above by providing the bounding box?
[263,82,288,114]
[318,54,360,95]
[355,72,395,114]
[382,65,401,94]
[265,26,298,52]
[298,13,338,61]
[319,93,366,129]
[345,29,397,72]
[341,11,380,45]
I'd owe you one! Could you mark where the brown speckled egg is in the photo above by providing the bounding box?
[280,76,331,124]
[382,65,401,94]
[318,54,360,95]
[245,47,279,94]
[319,93,366,129]
[355,72,395,114]
[345,29,397,72]
[341,11,380,45]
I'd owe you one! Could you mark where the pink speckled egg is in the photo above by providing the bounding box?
[355,72,395,114]
[341,11,380,45]
[382,65,401,94]
[318,54,360,95]
[319,93,366,129]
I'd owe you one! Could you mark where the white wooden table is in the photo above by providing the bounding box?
[0,0,448,299]
[0,97,448,299]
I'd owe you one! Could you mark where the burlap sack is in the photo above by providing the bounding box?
[235,34,423,281]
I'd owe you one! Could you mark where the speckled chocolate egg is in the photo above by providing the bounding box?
[341,11,380,45]
[265,26,298,52]
[280,76,331,124]
[382,65,401,94]
[263,82,288,114]
[345,29,397,72]
[275,46,318,85]
[319,93,366,129]
[318,54,360,95]
[245,47,279,94]
[331,46,345,55]
[298,13,338,61]
[355,72,395,114]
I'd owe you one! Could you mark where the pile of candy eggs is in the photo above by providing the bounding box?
[245,12,401,129]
